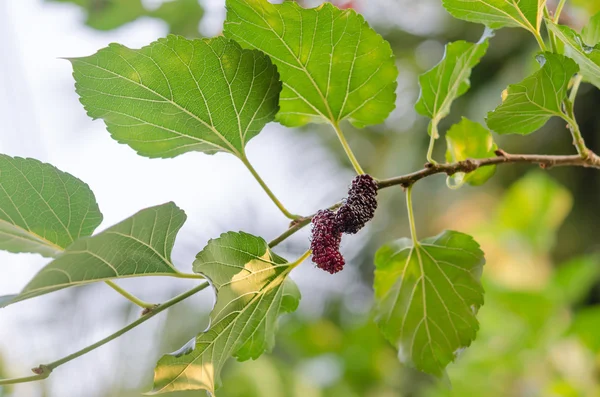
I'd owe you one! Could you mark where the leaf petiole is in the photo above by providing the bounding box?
[240,155,300,220]
[105,280,156,310]
[332,122,366,175]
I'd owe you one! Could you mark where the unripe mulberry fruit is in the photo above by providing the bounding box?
[310,209,345,274]
[335,174,378,234]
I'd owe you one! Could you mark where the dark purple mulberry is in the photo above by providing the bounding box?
[310,209,345,274]
[335,174,378,234]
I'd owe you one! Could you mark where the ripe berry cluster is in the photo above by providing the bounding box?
[310,174,378,274]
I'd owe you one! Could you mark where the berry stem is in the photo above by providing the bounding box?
[331,122,366,175]
[290,249,312,270]
[105,280,156,309]
[406,185,419,246]
[240,155,300,220]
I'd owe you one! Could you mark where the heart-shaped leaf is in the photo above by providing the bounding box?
[224,0,398,128]
[0,155,103,258]
[445,118,498,186]
[374,231,485,377]
[71,36,281,159]
[151,231,301,395]
[547,21,600,89]
[4,202,186,307]
[442,0,545,33]
[486,52,578,135]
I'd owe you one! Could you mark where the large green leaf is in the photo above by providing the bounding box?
[3,202,186,307]
[582,12,600,46]
[71,36,281,159]
[442,0,545,33]
[415,31,491,138]
[547,21,600,89]
[374,231,485,377]
[445,118,498,186]
[151,231,300,394]
[486,52,578,135]
[0,155,103,258]
[223,0,398,128]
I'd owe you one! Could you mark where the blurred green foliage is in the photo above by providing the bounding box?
[48,0,204,35]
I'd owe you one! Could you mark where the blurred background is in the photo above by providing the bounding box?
[1,0,600,396]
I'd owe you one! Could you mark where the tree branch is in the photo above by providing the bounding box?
[268,150,600,248]
[0,282,209,386]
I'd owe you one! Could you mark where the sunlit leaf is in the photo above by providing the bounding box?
[547,20,600,89]
[415,31,491,137]
[224,0,398,128]
[0,155,102,258]
[582,12,600,45]
[71,36,281,159]
[4,202,186,307]
[486,52,578,135]
[151,231,300,394]
[374,231,485,377]
[496,171,572,251]
[442,0,545,32]
[445,118,497,186]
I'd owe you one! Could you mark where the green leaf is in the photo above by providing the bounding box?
[582,12,600,45]
[47,0,203,34]
[48,0,146,31]
[70,36,281,159]
[373,231,485,377]
[0,155,103,258]
[549,256,600,305]
[415,31,491,134]
[5,202,186,307]
[149,0,204,37]
[486,52,578,135]
[445,118,498,186]
[151,231,300,394]
[570,306,600,352]
[496,171,572,252]
[442,0,545,32]
[0,295,16,309]
[223,0,398,128]
[547,21,600,89]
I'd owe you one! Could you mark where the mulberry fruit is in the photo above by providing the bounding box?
[310,209,345,274]
[335,174,378,234]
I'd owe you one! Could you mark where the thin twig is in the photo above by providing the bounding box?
[268,150,600,248]
[0,282,209,386]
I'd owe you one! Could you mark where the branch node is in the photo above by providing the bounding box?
[494,149,508,157]
[141,304,160,316]
[31,365,51,377]
[424,162,434,169]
